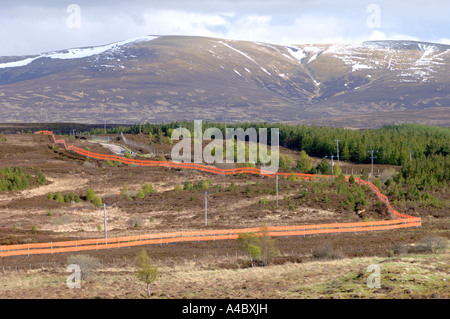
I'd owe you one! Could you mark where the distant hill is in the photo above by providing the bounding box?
[0,35,449,128]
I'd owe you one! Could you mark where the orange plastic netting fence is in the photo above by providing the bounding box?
[0,131,421,257]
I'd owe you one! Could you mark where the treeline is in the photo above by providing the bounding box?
[86,121,449,207]
[90,122,449,167]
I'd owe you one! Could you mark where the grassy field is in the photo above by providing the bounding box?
[0,132,448,300]
[0,248,448,299]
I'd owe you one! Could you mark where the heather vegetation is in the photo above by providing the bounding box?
[90,122,448,210]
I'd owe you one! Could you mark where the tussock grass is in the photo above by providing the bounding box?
[0,251,448,299]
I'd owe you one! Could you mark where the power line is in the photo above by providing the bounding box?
[368,150,378,177]
[205,191,208,227]
[103,203,107,245]
[334,140,340,164]
[276,175,278,208]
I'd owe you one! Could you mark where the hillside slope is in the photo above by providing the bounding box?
[0,35,449,127]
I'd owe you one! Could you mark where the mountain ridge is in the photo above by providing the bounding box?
[0,35,448,127]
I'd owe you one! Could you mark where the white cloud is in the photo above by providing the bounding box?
[369,30,387,41]
[0,1,449,56]
[368,30,419,42]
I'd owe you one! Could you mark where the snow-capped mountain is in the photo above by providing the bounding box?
[0,35,448,127]
[0,36,158,69]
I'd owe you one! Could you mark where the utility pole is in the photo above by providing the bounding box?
[368,150,378,177]
[104,119,107,135]
[276,175,279,208]
[408,150,413,161]
[334,140,340,164]
[205,191,208,226]
[224,118,227,142]
[103,203,107,244]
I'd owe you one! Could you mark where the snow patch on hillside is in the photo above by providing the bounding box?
[0,35,158,69]
[0,57,39,69]
[286,46,306,63]
[307,54,317,64]
[218,41,257,64]
[260,67,271,75]
[352,63,373,71]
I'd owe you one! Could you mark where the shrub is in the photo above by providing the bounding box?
[296,150,313,172]
[333,164,341,176]
[55,192,65,203]
[174,184,183,191]
[128,217,144,228]
[64,194,72,203]
[413,236,448,254]
[183,182,194,191]
[136,190,145,199]
[86,188,96,201]
[35,170,46,185]
[142,183,156,194]
[316,158,331,175]
[198,180,210,191]
[361,169,369,181]
[349,175,355,184]
[227,182,239,192]
[92,195,103,207]
[120,183,129,198]
[47,192,54,200]
[312,244,345,260]
[105,159,115,167]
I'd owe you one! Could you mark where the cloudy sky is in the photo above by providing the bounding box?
[1,0,449,56]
